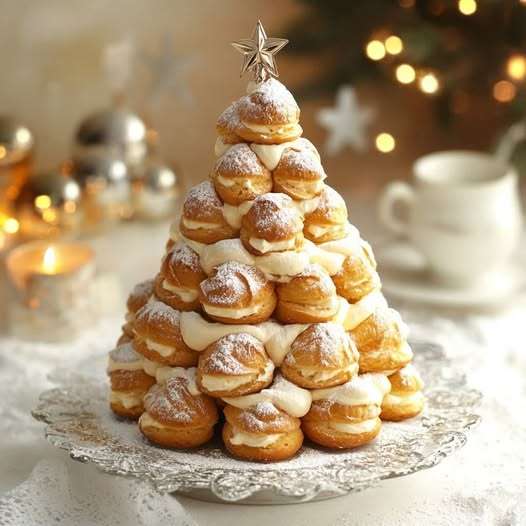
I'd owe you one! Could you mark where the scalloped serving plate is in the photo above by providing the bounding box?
[32,342,481,504]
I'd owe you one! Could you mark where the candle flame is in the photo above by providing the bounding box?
[42,246,57,273]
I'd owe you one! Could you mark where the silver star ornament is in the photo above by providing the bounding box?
[231,20,288,82]
[317,85,375,156]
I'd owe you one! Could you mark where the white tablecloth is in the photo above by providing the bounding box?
[1,213,525,526]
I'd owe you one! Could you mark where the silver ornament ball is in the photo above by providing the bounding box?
[134,161,182,220]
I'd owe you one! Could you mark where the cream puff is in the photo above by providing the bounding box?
[332,246,380,303]
[179,181,237,244]
[154,243,206,311]
[351,307,413,374]
[281,323,359,389]
[381,364,425,421]
[240,193,304,256]
[232,78,302,145]
[139,368,218,449]
[212,143,272,205]
[216,101,243,145]
[107,343,155,419]
[222,374,311,462]
[273,140,326,200]
[303,185,348,243]
[133,299,198,367]
[121,279,155,341]
[197,333,274,398]
[303,373,391,449]
[199,261,276,324]
[275,264,339,323]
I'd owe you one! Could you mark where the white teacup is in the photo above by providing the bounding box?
[378,150,523,286]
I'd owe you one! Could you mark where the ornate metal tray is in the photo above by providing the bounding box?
[32,342,481,504]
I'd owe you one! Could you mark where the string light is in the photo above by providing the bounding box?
[493,80,516,102]
[458,0,477,15]
[375,133,396,153]
[365,40,386,61]
[419,73,440,94]
[385,36,403,55]
[3,218,19,234]
[396,64,416,84]
[35,194,52,210]
[506,54,526,81]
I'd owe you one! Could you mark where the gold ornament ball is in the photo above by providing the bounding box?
[134,161,182,220]
[68,155,134,230]
[74,108,153,170]
[14,171,82,240]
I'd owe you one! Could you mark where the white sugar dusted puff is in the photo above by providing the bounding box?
[179,181,238,244]
[303,373,391,449]
[240,193,304,256]
[197,333,274,398]
[139,367,218,449]
[212,143,272,205]
[154,243,206,311]
[222,374,311,462]
[107,343,155,419]
[280,323,360,389]
[216,78,302,145]
[119,279,155,344]
[381,364,425,421]
[199,261,277,324]
[350,307,413,374]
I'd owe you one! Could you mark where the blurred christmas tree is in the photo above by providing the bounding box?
[285,0,526,126]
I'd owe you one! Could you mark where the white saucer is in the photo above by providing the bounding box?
[376,240,525,308]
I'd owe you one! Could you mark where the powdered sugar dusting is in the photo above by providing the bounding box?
[109,343,142,364]
[183,181,222,218]
[248,193,303,235]
[313,185,346,215]
[136,300,180,327]
[200,262,266,305]
[217,101,241,133]
[129,280,154,302]
[280,147,325,179]
[215,143,266,177]
[293,264,335,295]
[167,243,201,273]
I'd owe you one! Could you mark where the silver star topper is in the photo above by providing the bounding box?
[231,20,288,83]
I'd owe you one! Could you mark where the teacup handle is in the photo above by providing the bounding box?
[378,181,415,236]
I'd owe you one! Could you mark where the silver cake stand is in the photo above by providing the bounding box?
[32,342,482,505]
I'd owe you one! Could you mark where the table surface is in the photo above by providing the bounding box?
[1,201,525,526]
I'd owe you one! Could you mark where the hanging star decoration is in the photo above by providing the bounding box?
[141,34,194,107]
[317,85,375,156]
[231,20,288,82]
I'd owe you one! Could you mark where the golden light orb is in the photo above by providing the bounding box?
[3,217,19,234]
[396,64,416,84]
[375,133,396,153]
[458,0,477,15]
[34,194,52,210]
[507,54,526,81]
[419,73,440,94]
[0,146,6,160]
[493,80,516,102]
[366,40,386,61]
[385,36,403,55]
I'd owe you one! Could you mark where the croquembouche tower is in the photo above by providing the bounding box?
[107,21,425,462]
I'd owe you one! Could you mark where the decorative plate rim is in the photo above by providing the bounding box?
[32,341,482,503]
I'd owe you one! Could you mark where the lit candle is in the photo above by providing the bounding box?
[5,240,96,341]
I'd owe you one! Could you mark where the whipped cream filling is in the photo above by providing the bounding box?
[142,358,163,377]
[222,201,254,229]
[329,418,378,434]
[383,391,424,406]
[304,240,346,275]
[110,390,142,409]
[332,292,388,331]
[279,179,325,200]
[249,236,297,254]
[364,342,414,363]
[182,217,222,230]
[311,373,391,407]
[202,302,262,320]
[297,362,358,383]
[249,140,302,171]
[229,428,283,448]
[242,121,299,136]
[145,339,175,358]
[107,356,143,373]
[293,196,320,216]
[285,295,340,317]
[307,223,346,239]
[155,366,200,396]
[139,412,168,430]
[215,175,261,193]
[214,137,233,157]
[224,374,312,418]
[162,280,199,302]
[201,362,274,392]
[180,235,206,255]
